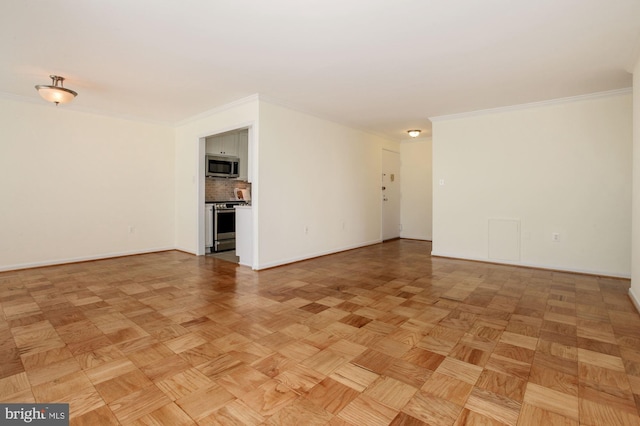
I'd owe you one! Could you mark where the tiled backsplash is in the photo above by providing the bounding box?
[205,179,251,201]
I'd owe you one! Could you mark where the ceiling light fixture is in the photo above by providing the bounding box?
[35,75,77,105]
[407,129,421,138]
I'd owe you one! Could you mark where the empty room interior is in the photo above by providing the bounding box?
[3,1,640,425]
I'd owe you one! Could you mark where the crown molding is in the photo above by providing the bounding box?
[175,94,260,127]
[429,88,632,122]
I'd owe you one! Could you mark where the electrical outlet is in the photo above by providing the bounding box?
[552,232,560,242]
[128,226,135,234]
[304,226,309,235]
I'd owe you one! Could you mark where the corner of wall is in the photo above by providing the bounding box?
[630,52,640,304]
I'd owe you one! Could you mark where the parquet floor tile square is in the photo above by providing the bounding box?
[194,353,243,380]
[203,399,265,425]
[450,343,491,367]
[403,390,464,425]
[328,362,379,392]
[352,348,396,374]
[516,402,578,426]
[383,357,433,388]
[239,379,299,417]
[389,412,430,425]
[417,325,465,355]
[579,382,637,415]
[2,240,640,424]
[435,356,484,385]
[364,375,418,410]
[306,377,360,414]
[528,363,578,396]
[485,354,532,381]
[108,384,170,423]
[265,397,333,426]
[129,402,195,426]
[338,393,399,426]
[25,356,82,386]
[523,382,579,420]
[276,363,326,395]
[70,404,120,426]
[299,348,347,376]
[465,387,521,426]
[175,381,235,421]
[402,347,446,370]
[579,397,640,425]
[155,367,213,400]
[421,372,474,406]
[140,353,192,382]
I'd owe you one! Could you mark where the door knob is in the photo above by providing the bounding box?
[382,186,386,190]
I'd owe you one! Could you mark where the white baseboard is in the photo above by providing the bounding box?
[430,251,631,279]
[256,239,382,270]
[174,246,198,256]
[629,288,640,314]
[0,246,175,272]
[399,235,432,241]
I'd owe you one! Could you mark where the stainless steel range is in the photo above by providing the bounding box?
[210,201,248,253]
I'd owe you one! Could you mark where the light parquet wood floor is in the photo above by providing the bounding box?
[2,240,640,425]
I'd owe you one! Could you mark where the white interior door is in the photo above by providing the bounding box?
[382,150,401,241]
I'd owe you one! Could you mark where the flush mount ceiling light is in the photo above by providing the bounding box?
[35,75,77,105]
[407,129,421,138]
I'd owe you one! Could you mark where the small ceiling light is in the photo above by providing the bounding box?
[35,75,78,105]
[407,129,421,138]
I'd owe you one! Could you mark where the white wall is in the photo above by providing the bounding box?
[257,100,398,269]
[431,92,632,277]
[630,57,640,307]
[0,98,175,271]
[174,97,258,255]
[400,137,433,240]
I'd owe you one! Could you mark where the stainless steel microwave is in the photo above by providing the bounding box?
[206,155,239,178]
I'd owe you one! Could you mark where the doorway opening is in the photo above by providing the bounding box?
[382,149,401,241]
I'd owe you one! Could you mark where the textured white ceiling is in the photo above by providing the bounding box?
[2,0,639,139]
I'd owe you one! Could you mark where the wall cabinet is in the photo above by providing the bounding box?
[206,133,238,156]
